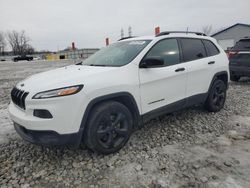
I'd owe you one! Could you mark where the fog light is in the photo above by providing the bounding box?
[33,109,53,119]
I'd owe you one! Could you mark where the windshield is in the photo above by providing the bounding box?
[83,40,151,67]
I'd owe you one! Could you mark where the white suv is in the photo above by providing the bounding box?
[8,31,229,154]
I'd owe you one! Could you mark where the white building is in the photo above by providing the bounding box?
[211,23,250,50]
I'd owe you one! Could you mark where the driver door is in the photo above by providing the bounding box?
[139,38,188,114]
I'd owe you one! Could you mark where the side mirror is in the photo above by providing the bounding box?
[139,58,164,68]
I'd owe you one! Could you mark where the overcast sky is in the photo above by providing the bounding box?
[1,0,250,51]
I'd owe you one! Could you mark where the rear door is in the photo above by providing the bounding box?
[180,38,216,98]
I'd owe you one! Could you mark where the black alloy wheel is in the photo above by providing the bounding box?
[97,112,129,149]
[84,101,133,154]
[212,83,226,108]
[205,79,227,112]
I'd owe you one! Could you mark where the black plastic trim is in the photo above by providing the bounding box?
[33,109,53,119]
[156,31,206,37]
[186,93,208,107]
[11,87,29,110]
[143,98,186,123]
[118,36,136,41]
[148,98,165,105]
[79,92,141,133]
[208,71,229,90]
[142,93,208,123]
[14,123,82,148]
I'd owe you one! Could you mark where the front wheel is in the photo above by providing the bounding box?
[205,79,227,112]
[84,101,133,154]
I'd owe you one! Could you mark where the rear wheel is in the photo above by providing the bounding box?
[230,75,240,82]
[84,101,133,154]
[205,79,227,112]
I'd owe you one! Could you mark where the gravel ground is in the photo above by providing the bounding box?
[0,60,250,187]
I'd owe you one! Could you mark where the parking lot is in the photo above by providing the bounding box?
[1,60,250,187]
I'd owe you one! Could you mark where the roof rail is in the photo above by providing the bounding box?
[118,36,136,41]
[156,31,207,37]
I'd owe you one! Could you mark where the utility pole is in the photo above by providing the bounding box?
[121,28,124,39]
[128,26,132,37]
[105,38,110,46]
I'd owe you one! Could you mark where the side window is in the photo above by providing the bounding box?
[145,39,180,66]
[181,39,206,62]
[203,40,220,56]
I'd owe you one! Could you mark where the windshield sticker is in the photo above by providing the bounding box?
[129,41,146,45]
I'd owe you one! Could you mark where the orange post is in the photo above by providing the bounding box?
[105,38,110,46]
[72,42,75,50]
[155,27,160,35]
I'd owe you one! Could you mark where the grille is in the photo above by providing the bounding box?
[11,87,29,110]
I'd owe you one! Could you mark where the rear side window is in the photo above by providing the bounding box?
[180,38,206,62]
[203,40,220,56]
[145,39,180,66]
[232,39,250,50]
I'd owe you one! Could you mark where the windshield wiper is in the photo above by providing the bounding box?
[75,61,83,65]
[77,63,107,66]
[89,64,107,67]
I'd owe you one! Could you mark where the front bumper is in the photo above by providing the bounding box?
[230,65,250,77]
[8,92,88,134]
[8,92,89,147]
[14,123,82,147]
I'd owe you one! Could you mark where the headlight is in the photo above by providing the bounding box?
[32,85,83,99]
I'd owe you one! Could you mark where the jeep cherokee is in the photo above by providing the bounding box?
[8,31,229,154]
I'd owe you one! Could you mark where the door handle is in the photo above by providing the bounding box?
[175,68,185,72]
[208,61,215,65]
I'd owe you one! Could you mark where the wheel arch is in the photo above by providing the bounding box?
[79,92,141,136]
[208,71,229,91]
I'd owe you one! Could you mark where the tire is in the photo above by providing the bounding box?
[84,101,133,154]
[205,79,227,112]
[230,75,240,82]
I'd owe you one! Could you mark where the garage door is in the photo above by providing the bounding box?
[217,39,235,50]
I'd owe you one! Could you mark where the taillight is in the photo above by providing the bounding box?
[228,51,238,59]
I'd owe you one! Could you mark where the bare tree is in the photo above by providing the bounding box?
[25,44,35,54]
[202,25,213,36]
[7,30,34,55]
[0,32,6,55]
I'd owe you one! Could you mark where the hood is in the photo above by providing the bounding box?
[16,65,117,92]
